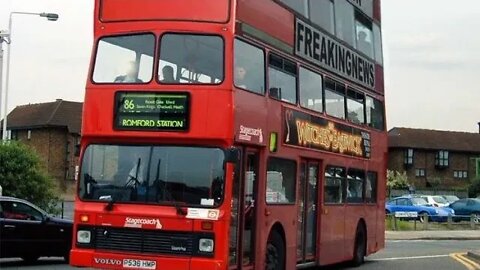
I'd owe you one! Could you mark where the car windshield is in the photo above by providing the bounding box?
[432,196,448,204]
[79,145,226,207]
[411,198,429,206]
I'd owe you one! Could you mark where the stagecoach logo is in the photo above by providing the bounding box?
[239,125,263,143]
[124,217,163,229]
[94,258,122,266]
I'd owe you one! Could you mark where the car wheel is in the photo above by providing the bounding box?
[472,213,480,224]
[418,212,429,223]
[21,255,39,264]
[265,231,285,270]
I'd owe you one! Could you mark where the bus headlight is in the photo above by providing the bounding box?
[77,230,91,244]
[199,238,214,253]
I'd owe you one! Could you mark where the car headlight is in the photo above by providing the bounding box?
[451,209,455,215]
[199,238,214,253]
[77,230,91,244]
[434,209,439,214]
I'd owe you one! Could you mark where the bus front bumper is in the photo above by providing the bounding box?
[70,249,225,270]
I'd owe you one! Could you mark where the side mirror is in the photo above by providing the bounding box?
[42,215,51,224]
[225,147,240,163]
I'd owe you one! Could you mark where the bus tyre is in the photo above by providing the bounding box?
[351,225,366,267]
[265,231,285,270]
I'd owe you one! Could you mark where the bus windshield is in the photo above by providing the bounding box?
[79,145,226,207]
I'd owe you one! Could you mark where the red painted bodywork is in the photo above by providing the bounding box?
[71,0,387,269]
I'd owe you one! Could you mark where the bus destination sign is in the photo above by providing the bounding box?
[284,108,371,158]
[114,92,189,131]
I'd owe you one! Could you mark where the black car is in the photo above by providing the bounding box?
[0,196,73,262]
[449,198,480,223]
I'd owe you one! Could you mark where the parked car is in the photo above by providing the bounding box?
[448,198,480,224]
[420,195,450,207]
[0,196,73,262]
[386,196,455,222]
[441,195,460,204]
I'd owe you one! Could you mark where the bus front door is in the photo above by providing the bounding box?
[229,149,259,269]
[297,161,319,263]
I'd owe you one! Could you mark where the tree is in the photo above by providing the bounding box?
[386,170,410,197]
[468,178,480,198]
[0,142,60,213]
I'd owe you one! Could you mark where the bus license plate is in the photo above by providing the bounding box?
[123,259,156,269]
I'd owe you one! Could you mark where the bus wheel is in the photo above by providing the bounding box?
[351,225,366,267]
[265,231,285,270]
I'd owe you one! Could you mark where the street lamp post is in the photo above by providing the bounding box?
[0,30,10,140]
[1,11,59,141]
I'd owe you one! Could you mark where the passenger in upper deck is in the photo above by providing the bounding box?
[114,61,143,83]
[234,64,248,89]
[159,65,177,83]
[357,31,372,57]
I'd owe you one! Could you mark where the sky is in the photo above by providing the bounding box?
[0,0,479,133]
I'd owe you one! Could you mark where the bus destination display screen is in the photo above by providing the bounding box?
[114,92,189,131]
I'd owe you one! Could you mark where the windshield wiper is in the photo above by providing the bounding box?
[155,159,187,216]
[105,197,115,211]
[98,194,116,211]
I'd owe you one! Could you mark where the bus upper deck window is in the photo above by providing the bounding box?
[92,34,155,84]
[159,34,224,84]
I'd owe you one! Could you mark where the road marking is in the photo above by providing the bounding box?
[371,254,451,261]
[388,240,437,243]
[450,253,480,270]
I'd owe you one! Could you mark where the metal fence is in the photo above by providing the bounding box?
[389,189,468,199]
[386,213,479,231]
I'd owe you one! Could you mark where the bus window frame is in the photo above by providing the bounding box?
[365,94,385,131]
[298,65,324,114]
[157,32,226,85]
[234,37,267,96]
[365,171,378,204]
[324,165,346,205]
[323,78,347,120]
[91,32,157,85]
[265,156,297,205]
[267,53,298,105]
[346,87,366,125]
[345,168,366,204]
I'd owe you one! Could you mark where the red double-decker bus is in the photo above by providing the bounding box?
[70,0,387,269]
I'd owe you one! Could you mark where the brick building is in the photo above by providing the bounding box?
[1,99,82,195]
[388,127,480,190]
